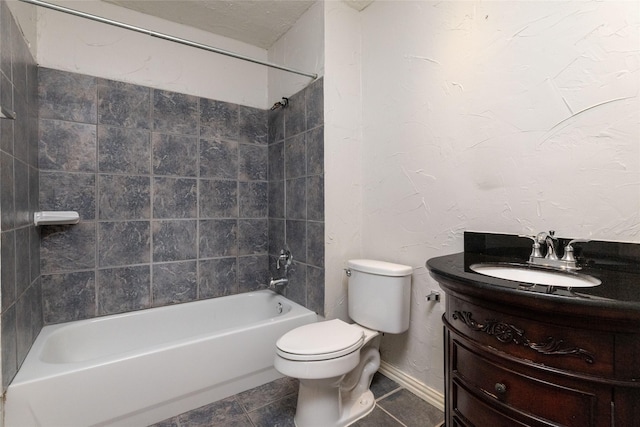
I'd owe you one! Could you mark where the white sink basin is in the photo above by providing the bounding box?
[470,263,602,288]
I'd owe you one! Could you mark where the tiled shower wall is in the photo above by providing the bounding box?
[268,80,324,315]
[0,1,42,391]
[38,68,324,323]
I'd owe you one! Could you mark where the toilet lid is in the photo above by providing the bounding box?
[276,319,365,361]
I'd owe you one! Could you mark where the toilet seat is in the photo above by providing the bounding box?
[276,319,365,362]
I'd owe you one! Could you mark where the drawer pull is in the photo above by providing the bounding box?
[494,382,507,394]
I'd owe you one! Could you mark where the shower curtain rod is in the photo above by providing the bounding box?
[19,0,318,80]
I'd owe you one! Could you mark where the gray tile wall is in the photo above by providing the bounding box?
[38,68,271,324]
[38,69,325,323]
[268,79,324,315]
[0,0,42,391]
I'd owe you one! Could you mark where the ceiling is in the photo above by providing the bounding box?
[102,1,373,50]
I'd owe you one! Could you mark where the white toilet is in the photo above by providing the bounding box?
[274,259,412,427]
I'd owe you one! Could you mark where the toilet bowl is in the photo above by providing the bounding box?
[274,259,412,427]
[275,319,380,427]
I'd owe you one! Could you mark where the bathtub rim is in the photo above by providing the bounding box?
[10,290,316,384]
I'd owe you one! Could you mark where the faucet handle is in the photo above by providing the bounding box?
[566,238,590,246]
[561,239,590,262]
[518,234,536,241]
[276,249,292,270]
[518,234,543,259]
[535,230,556,243]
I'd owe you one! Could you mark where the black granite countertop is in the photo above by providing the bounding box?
[426,232,640,320]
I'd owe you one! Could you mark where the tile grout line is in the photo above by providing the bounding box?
[235,390,300,427]
[374,386,403,402]
[233,395,258,427]
[375,404,409,427]
[376,404,444,427]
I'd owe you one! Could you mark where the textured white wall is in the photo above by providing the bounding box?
[323,1,363,321]
[359,0,640,394]
[268,0,324,106]
[6,0,37,55]
[35,0,269,108]
[13,0,326,109]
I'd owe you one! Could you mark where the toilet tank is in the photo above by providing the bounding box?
[347,259,412,334]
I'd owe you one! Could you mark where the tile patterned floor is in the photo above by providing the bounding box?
[152,373,444,427]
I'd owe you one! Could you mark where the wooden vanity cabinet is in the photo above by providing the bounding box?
[440,291,640,427]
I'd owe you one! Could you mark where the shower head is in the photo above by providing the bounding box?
[270,97,289,110]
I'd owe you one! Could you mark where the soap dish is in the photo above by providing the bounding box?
[34,211,80,226]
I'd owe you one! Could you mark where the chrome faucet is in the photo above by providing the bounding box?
[269,277,289,289]
[537,230,559,260]
[276,249,292,272]
[269,249,292,291]
[520,231,589,270]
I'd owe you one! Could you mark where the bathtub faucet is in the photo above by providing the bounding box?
[269,249,292,292]
[269,277,289,290]
[276,249,292,273]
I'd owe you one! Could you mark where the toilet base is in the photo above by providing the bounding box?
[293,378,375,427]
[292,344,381,427]
[336,389,376,427]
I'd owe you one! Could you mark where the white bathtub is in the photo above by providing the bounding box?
[5,290,317,427]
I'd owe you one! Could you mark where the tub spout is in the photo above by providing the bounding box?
[269,277,289,290]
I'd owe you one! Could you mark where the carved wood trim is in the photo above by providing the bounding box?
[452,310,595,364]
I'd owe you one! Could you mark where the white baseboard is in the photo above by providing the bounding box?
[379,362,445,412]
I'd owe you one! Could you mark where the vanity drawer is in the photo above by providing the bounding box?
[446,297,614,377]
[452,380,535,427]
[452,340,602,426]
